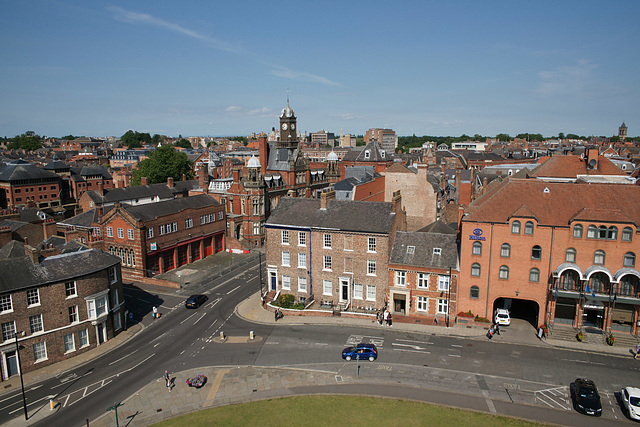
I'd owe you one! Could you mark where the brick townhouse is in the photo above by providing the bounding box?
[0,241,123,378]
[388,222,459,325]
[264,189,406,312]
[458,178,640,334]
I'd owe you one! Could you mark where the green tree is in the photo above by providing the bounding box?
[7,133,42,150]
[558,132,565,139]
[175,138,192,149]
[121,130,152,148]
[473,134,484,141]
[131,145,193,185]
[152,134,166,145]
[61,134,77,140]
[496,133,511,142]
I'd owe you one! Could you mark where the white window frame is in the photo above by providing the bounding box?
[26,289,40,307]
[65,281,77,298]
[86,293,109,321]
[395,271,406,286]
[323,234,332,249]
[253,222,260,235]
[323,280,332,296]
[298,232,306,246]
[127,229,134,240]
[185,218,193,229]
[281,230,289,245]
[417,273,429,289]
[417,296,428,312]
[78,329,89,348]
[353,283,363,299]
[106,226,113,237]
[282,275,291,290]
[298,252,307,269]
[438,275,450,292]
[117,228,124,239]
[437,298,448,315]
[298,277,307,293]
[147,227,154,238]
[29,314,44,334]
[323,255,332,271]
[69,305,78,324]
[281,251,290,267]
[433,248,442,256]
[368,237,376,253]
[366,285,376,301]
[367,260,376,276]
[33,341,48,363]
[108,266,118,284]
[63,333,75,353]
[1,320,16,342]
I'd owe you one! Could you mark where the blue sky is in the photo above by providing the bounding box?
[1,1,638,139]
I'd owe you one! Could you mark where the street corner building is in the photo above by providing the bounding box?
[263,188,406,315]
[0,240,124,378]
[458,177,640,335]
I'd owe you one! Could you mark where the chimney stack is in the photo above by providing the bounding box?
[141,176,148,186]
[167,177,174,188]
[97,181,104,195]
[24,244,40,264]
[320,188,335,209]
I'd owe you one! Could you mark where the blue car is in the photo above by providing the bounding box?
[342,343,377,361]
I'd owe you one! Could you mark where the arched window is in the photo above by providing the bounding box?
[587,225,597,239]
[471,263,481,277]
[565,248,576,263]
[531,245,542,260]
[608,226,618,240]
[499,265,509,279]
[573,224,583,238]
[500,243,511,257]
[472,241,482,255]
[624,252,636,268]
[622,227,633,242]
[524,221,534,235]
[620,275,639,296]
[561,270,578,291]
[529,268,540,282]
[470,286,480,299]
[511,220,521,234]
[594,250,605,265]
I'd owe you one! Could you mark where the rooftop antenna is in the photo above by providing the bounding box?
[286,88,290,106]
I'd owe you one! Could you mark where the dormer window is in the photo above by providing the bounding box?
[433,248,442,256]
[381,151,386,158]
[407,246,415,254]
[364,150,370,159]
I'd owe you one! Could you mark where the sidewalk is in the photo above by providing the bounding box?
[5,289,638,426]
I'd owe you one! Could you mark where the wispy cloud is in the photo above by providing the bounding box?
[107,6,340,87]
[225,106,272,116]
[107,5,237,52]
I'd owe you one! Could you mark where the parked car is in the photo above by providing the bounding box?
[621,386,640,421]
[494,308,511,326]
[571,378,602,416]
[342,343,377,361]
[185,294,208,309]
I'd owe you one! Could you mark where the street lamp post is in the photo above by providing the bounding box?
[14,331,28,421]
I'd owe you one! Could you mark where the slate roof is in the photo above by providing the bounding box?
[416,220,457,234]
[0,159,60,182]
[0,241,119,293]
[117,193,220,222]
[342,141,389,162]
[389,231,458,269]
[464,178,640,227]
[86,183,176,204]
[266,197,396,234]
[60,209,101,228]
[70,166,112,180]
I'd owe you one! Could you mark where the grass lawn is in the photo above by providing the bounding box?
[152,395,551,426]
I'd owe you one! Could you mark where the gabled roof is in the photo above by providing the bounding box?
[342,141,389,162]
[416,219,457,234]
[60,209,101,228]
[465,178,640,227]
[389,231,457,269]
[86,183,176,204]
[0,241,119,293]
[384,163,414,174]
[266,197,396,234]
[0,159,60,182]
[115,193,220,222]
[529,155,625,179]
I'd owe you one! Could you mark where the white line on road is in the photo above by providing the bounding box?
[109,349,138,366]
[207,319,218,330]
[448,354,461,358]
[560,358,605,365]
[8,395,55,414]
[396,338,431,344]
[226,285,241,294]
[392,343,426,350]
[180,312,198,325]
[193,312,207,325]
[393,348,430,354]
[451,344,463,348]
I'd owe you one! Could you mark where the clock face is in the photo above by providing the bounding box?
[291,123,295,130]
[281,123,288,130]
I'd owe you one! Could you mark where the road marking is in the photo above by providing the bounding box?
[109,349,138,366]
[482,390,496,413]
[207,319,218,330]
[180,312,198,325]
[392,343,426,350]
[193,312,207,325]
[8,394,55,414]
[393,348,430,354]
[396,338,431,344]
[451,344,463,348]
[448,354,461,358]
[315,343,329,346]
[226,286,240,294]
[560,358,605,365]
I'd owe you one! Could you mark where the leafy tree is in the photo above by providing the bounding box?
[7,133,42,150]
[558,132,565,139]
[131,145,193,185]
[356,136,365,146]
[473,134,484,141]
[175,138,192,149]
[230,136,248,145]
[152,134,166,145]
[121,130,152,148]
[61,134,77,140]
[496,133,511,142]
[459,134,470,141]
[566,133,581,140]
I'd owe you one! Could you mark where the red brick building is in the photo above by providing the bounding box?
[0,160,62,210]
[458,178,640,334]
[0,241,123,377]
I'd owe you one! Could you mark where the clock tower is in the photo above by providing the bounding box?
[278,98,297,147]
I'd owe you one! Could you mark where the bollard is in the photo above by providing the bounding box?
[220,331,225,339]
[250,331,254,340]
[50,399,54,410]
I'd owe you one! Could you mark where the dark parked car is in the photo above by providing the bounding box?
[342,343,377,361]
[185,294,208,309]
[571,378,602,416]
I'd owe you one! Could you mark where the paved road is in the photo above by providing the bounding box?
[2,251,639,426]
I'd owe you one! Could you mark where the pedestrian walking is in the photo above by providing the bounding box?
[152,306,158,320]
[383,310,389,326]
[164,370,171,392]
[634,343,640,359]
[388,312,392,327]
